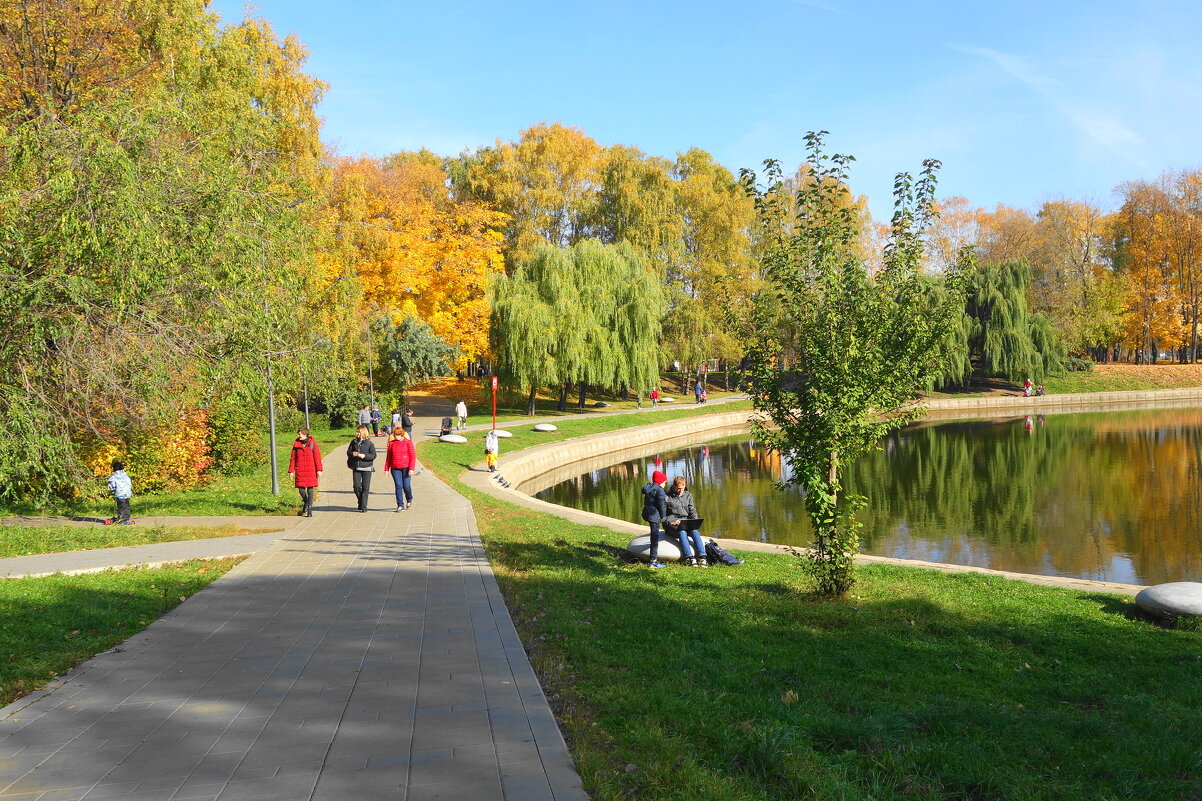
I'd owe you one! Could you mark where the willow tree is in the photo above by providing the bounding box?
[490,240,663,414]
[743,132,960,596]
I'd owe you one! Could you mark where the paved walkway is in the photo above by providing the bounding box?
[0,433,587,800]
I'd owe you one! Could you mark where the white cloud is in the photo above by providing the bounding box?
[949,44,1148,169]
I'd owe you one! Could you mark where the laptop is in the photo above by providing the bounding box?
[674,518,704,530]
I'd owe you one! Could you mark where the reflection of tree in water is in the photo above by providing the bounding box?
[534,409,1202,583]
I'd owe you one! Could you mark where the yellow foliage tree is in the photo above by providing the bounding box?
[328,153,506,367]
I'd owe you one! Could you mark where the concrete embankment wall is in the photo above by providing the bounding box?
[463,393,1179,595]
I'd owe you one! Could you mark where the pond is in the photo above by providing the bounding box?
[531,407,1202,585]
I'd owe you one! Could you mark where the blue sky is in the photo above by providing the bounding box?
[210,0,1202,221]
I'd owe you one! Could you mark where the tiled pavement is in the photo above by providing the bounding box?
[0,453,587,800]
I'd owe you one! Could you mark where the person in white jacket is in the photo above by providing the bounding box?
[484,429,500,472]
[455,400,468,431]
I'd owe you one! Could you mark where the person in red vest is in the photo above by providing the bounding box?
[287,428,323,517]
[650,387,660,406]
[384,427,417,511]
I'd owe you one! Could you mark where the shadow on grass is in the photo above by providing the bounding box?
[486,535,1202,801]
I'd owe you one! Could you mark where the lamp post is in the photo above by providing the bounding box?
[267,357,280,495]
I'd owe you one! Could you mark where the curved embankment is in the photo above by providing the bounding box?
[464,389,1202,596]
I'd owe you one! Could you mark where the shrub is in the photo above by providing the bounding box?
[1065,357,1094,373]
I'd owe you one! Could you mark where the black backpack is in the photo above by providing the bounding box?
[705,538,743,566]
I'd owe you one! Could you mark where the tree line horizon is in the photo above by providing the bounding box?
[0,2,1192,504]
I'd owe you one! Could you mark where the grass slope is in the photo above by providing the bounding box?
[0,557,244,707]
[0,523,278,558]
[419,410,1202,801]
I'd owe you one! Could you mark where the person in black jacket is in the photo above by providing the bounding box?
[347,424,377,512]
[401,407,414,440]
[640,470,669,568]
[665,476,707,567]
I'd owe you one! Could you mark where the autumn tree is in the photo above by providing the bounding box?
[461,122,602,269]
[326,152,506,371]
[0,1,333,501]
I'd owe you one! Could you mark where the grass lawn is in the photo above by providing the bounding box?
[419,411,1202,801]
[0,557,244,707]
[0,523,279,558]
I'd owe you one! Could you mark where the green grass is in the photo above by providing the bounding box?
[418,409,1202,801]
[1042,372,1167,394]
[0,523,279,558]
[0,557,243,706]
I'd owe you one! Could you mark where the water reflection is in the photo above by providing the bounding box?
[533,407,1202,585]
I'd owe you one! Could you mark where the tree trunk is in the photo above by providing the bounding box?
[525,385,537,416]
[577,381,587,412]
[557,382,569,412]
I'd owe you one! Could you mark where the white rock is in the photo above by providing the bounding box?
[533,423,558,432]
[1135,582,1202,618]
[490,429,513,438]
[439,434,468,444]
[659,397,675,403]
[626,534,682,562]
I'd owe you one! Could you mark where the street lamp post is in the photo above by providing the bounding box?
[267,357,280,495]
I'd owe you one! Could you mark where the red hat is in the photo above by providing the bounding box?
[652,470,667,484]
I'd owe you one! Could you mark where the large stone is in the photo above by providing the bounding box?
[533,423,558,432]
[439,434,468,444]
[490,429,513,438]
[626,534,682,562]
[1135,582,1202,618]
[659,397,676,403]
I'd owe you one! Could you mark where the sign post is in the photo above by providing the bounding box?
[491,375,498,433]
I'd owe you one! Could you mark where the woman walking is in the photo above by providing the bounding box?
[347,424,377,512]
[384,427,417,511]
[288,428,323,517]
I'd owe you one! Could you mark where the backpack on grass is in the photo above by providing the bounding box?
[705,538,743,566]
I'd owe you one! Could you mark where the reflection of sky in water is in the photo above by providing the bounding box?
[535,409,1202,585]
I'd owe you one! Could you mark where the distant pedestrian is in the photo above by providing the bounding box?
[384,428,416,511]
[1023,378,1033,397]
[455,400,468,431]
[104,460,134,525]
[347,424,377,512]
[700,388,708,403]
[287,428,323,517]
[357,404,371,430]
[370,404,382,436]
[484,429,500,472]
[401,407,414,440]
[650,388,660,407]
[390,407,401,429]
[640,470,669,568]
[694,379,703,403]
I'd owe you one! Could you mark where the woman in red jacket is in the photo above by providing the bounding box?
[384,427,417,511]
[287,428,323,517]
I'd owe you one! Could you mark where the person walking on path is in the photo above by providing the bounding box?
[455,400,468,431]
[484,429,500,472]
[650,387,660,407]
[401,407,415,440]
[357,404,372,431]
[665,476,707,567]
[384,427,416,511]
[287,428,323,517]
[640,470,669,568]
[347,424,377,512]
[370,404,382,436]
[694,379,703,404]
[104,460,134,525]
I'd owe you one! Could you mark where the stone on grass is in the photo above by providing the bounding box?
[1135,582,1202,618]
[490,429,513,438]
[533,423,558,432]
[626,534,682,563]
[439,434,468,444]
[659,397,675,403]
[594,401,610,408]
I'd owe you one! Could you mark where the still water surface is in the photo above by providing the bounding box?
[533,407,1202,585]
